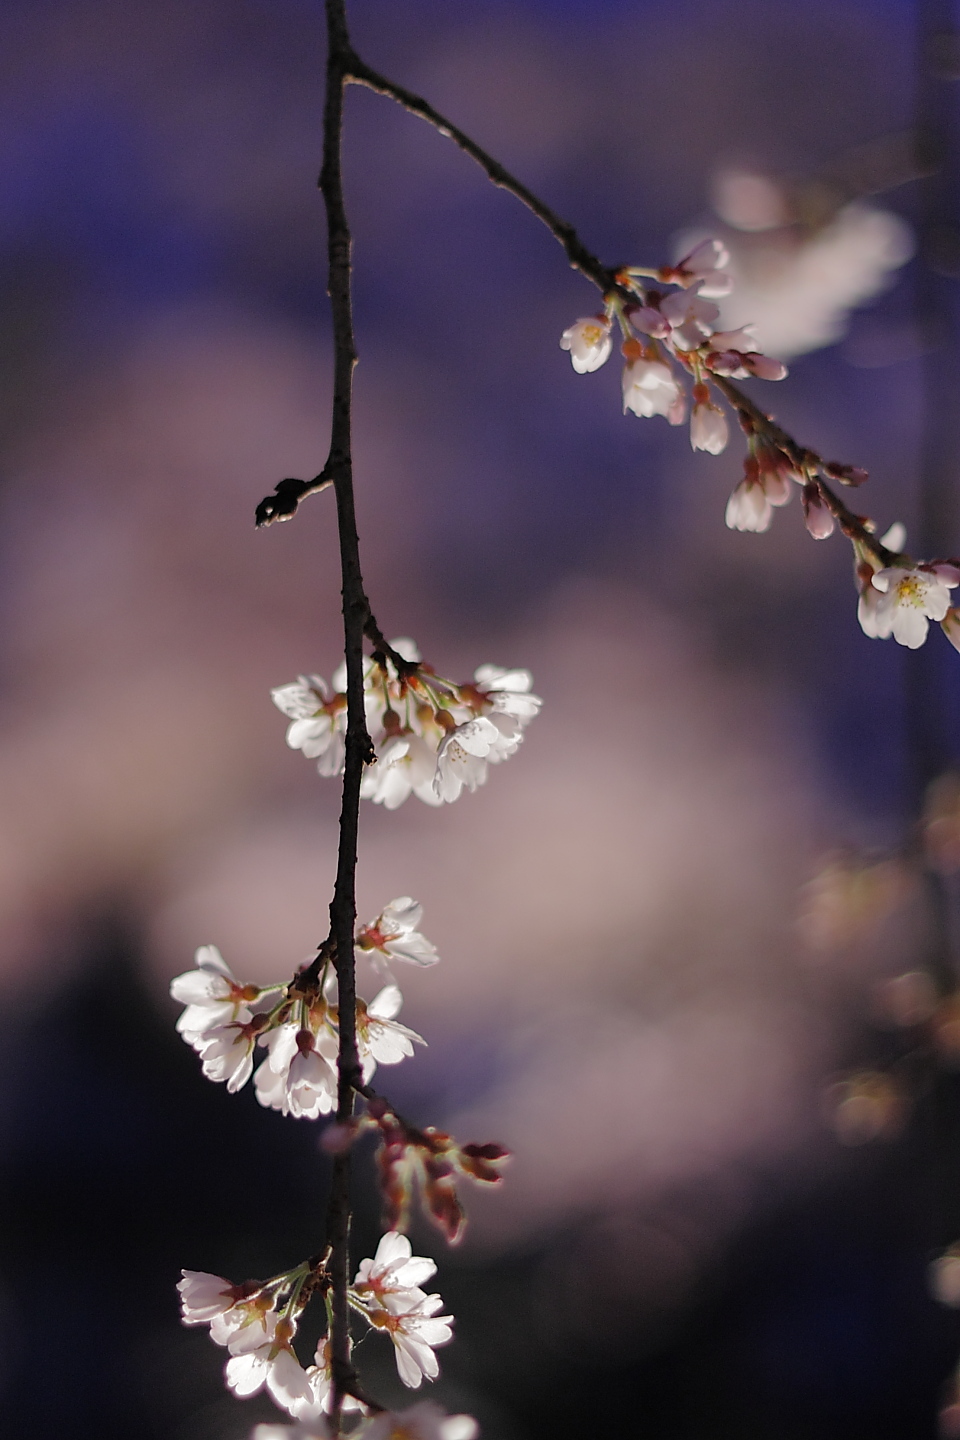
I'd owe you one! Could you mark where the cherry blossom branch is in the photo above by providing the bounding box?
[318,0,371,1418]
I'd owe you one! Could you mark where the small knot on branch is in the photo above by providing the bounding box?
[255,471,332,527]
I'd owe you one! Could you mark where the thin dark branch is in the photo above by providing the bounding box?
[319,0,372,1423]
[341,45,897,569]
[363,615,419,677]
[344,55,620,294]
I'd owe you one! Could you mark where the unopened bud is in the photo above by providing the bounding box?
[801,482,835,540]
[825,461,868,487]
[461,1142,510,1161]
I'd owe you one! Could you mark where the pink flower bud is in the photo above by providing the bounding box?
[801,482,835,540]
[744,353,788,381]
[824,461,868,487]
[690,401,729,454]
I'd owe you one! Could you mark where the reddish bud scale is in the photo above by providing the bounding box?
[461,1142,509,1160]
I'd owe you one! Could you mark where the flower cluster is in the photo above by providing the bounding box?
[175,877,507,1426]
[560,239,788,459]
[350,1232,454,1388]
[560,241,960,660]
[179,1234,457,1424]
[170,897,437,1116]
[179,1268,335,1420]
[371,1100,509,1243]
[272,640,541,808]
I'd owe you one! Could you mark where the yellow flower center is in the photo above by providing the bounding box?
[895,576,925,609]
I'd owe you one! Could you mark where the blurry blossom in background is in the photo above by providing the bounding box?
[0,1,959,1437]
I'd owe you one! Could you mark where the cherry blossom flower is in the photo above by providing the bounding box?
[621,355,683,421]
[689,389,729,454]
[661,238,733,297]
[356,897,439,970]
[857,576,887,640]
[271,675,347,778]
[178,1270,270,1344]
[361,733,443,809]
[880,521,907,553]
[724,454,793,533]
[434,717,502,802]
[860,564,960,648]
[171,945,260,1048]
[659,283,720,351]
[356,986,425,1083]
[225,1312,316,1417]
[353,1232,437,1315]
[195,1021,259,1093]
[627,303,670,340]
[362,1403,479,1440]
[472,664,541,722]
[559,315,612,373]
[254,1024,339,1119]
[367,1291,454,1388]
